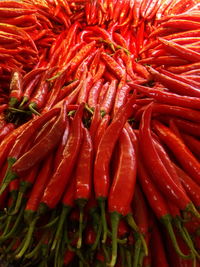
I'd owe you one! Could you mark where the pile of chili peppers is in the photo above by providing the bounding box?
[0,0,200,266]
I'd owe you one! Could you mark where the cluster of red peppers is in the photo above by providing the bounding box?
[0,0,199,266]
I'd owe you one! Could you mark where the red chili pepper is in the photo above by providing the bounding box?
[148,66,200,98]
[161,19,200,30]
[167,118,200,137]
[63,250,75,266]
[40,103,84,210]
[75,127,93,249]
[9,70,23,107]
[153,120,200,186]
[100,79,117,114]
[89,104,101,141]
[132,83,200,110]
[0,123,15,142]
[181,133,200,159]
[94,96,135,243]
[77,72,93,104]
[139,55,188,66]
[25,155,53,221]
[167,62,200,74]
[108,127,137,267]
[101,52,125,79]
[98,81,110,105]
[88,79,104,108]
[139,104,195,211]
[151,223,170,267]
[93,60,106,83]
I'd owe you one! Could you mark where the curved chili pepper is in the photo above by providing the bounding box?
[100,79,117,114]
[167,118,200,137]
[139,55,188,66]
[94,114,110,154]
[0,123,15,143]
[139,104,196,212]
[39,103,84,210]
[12,101,68,177]
[88,79,104,108]
[77,72,93,104]
[132,83,200,110]
[153,120,200,186]
[167,62,200,74]
[89,104,101,141]
[94,96,135,243]
[108,127,136,267]
[101,52,125,79]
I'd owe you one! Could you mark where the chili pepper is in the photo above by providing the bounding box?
[93,60,106,83]
[101,52,125,79]
[113,82,130,115]
[160,68,200,89]
[63,250,75,266]
[158,37,200,62]
[0,123,15,142]
[75,127,93,249]
[131,83,200,110]
[39,103,84,211]
[9,70,23,107]
[89,104,101,141]
[98,81,110,105]
[24,155,53,223]
[108,127,137,267]
[173,164,200,208]
[139,55,188,66]
[161,19,200,30]
[133,0,142,27]
[77,72,93,104]
[148,66,200,98]
[181,133,200,159]
[94,114,110,153]
[137,158,192,259]
[139,104,197,213]
[94,96,135,243]
[100,79,117,114]
[153,120,200,186]
[167,62,200,74]
[88,79,104,108]
[151,223,169,267]
[12,101,68,177]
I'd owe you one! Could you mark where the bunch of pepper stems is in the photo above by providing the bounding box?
[0,0,199,266]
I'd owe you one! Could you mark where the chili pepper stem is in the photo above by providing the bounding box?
[133,238,142,267]
[19,96,29,108]
[77,200,87,249]
[126,248,132,267]
[25,238,43,259]
[15,216,38,259]
[161,214,192,259]
[29,103,41,116]
[91,222,102,251]
[8,191,24,216]
[98,198,108,244]
[9,97,18,108]
[126,214,148,256]
[51,205,71,252]
[108,212,121,267]
[0,172,17,195]
[39,216,59,230]
[185,203,200,219]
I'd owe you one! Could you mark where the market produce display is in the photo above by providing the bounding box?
[0,0,199,266]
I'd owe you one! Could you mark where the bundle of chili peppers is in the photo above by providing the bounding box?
[0,0,200,266]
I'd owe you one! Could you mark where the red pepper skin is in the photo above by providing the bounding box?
[93,60,106,83]
[161,19,200,31]
[136,104,200,123]
[108,128,136,215]
[94,114,110,153]
[40,104,84,209]
[167,62,200,74]
[9,70,23,107]
[98,81,110,105]
[0,123,15,142]
[139,55,188,66]
[63,250,75,266]
[94,96,135,199]
[151,223,170,267]
[12,102,67,176]
[173,164,200,208]
[148,66,200,98]
[168,118,200,137]
[101,52,125,79]
[132,83,200,110]
[153,120,200,186]
[139,104,191,210]
[77,72,93,104]
[75,127,93,201]
[181,133,200,158]
[158,37,200,63]
[58,80,79,102]
[88,79,104,109]
[89,104,101,142]
[25,155,53,214]
[100,79,117,114]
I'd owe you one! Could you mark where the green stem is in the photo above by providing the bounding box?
[15,216,38,259]
[77,201,86,249]
[108,212,121,267]
[19,96,29,108]
[125,248,132,267]
[91,222,102,251]
[119,245,126,267]
[29,103,41,116]
[161,214,192,259]
[126,214,148,256]
[186,203,200,219]
[8,191,24,216]
[98,198,108,244]
[133,239,142,267]
[25,238,43,259]
[51,205,71,252]
[0,159,17,195]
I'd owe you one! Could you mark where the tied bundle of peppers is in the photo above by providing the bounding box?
[0,0,200,266]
